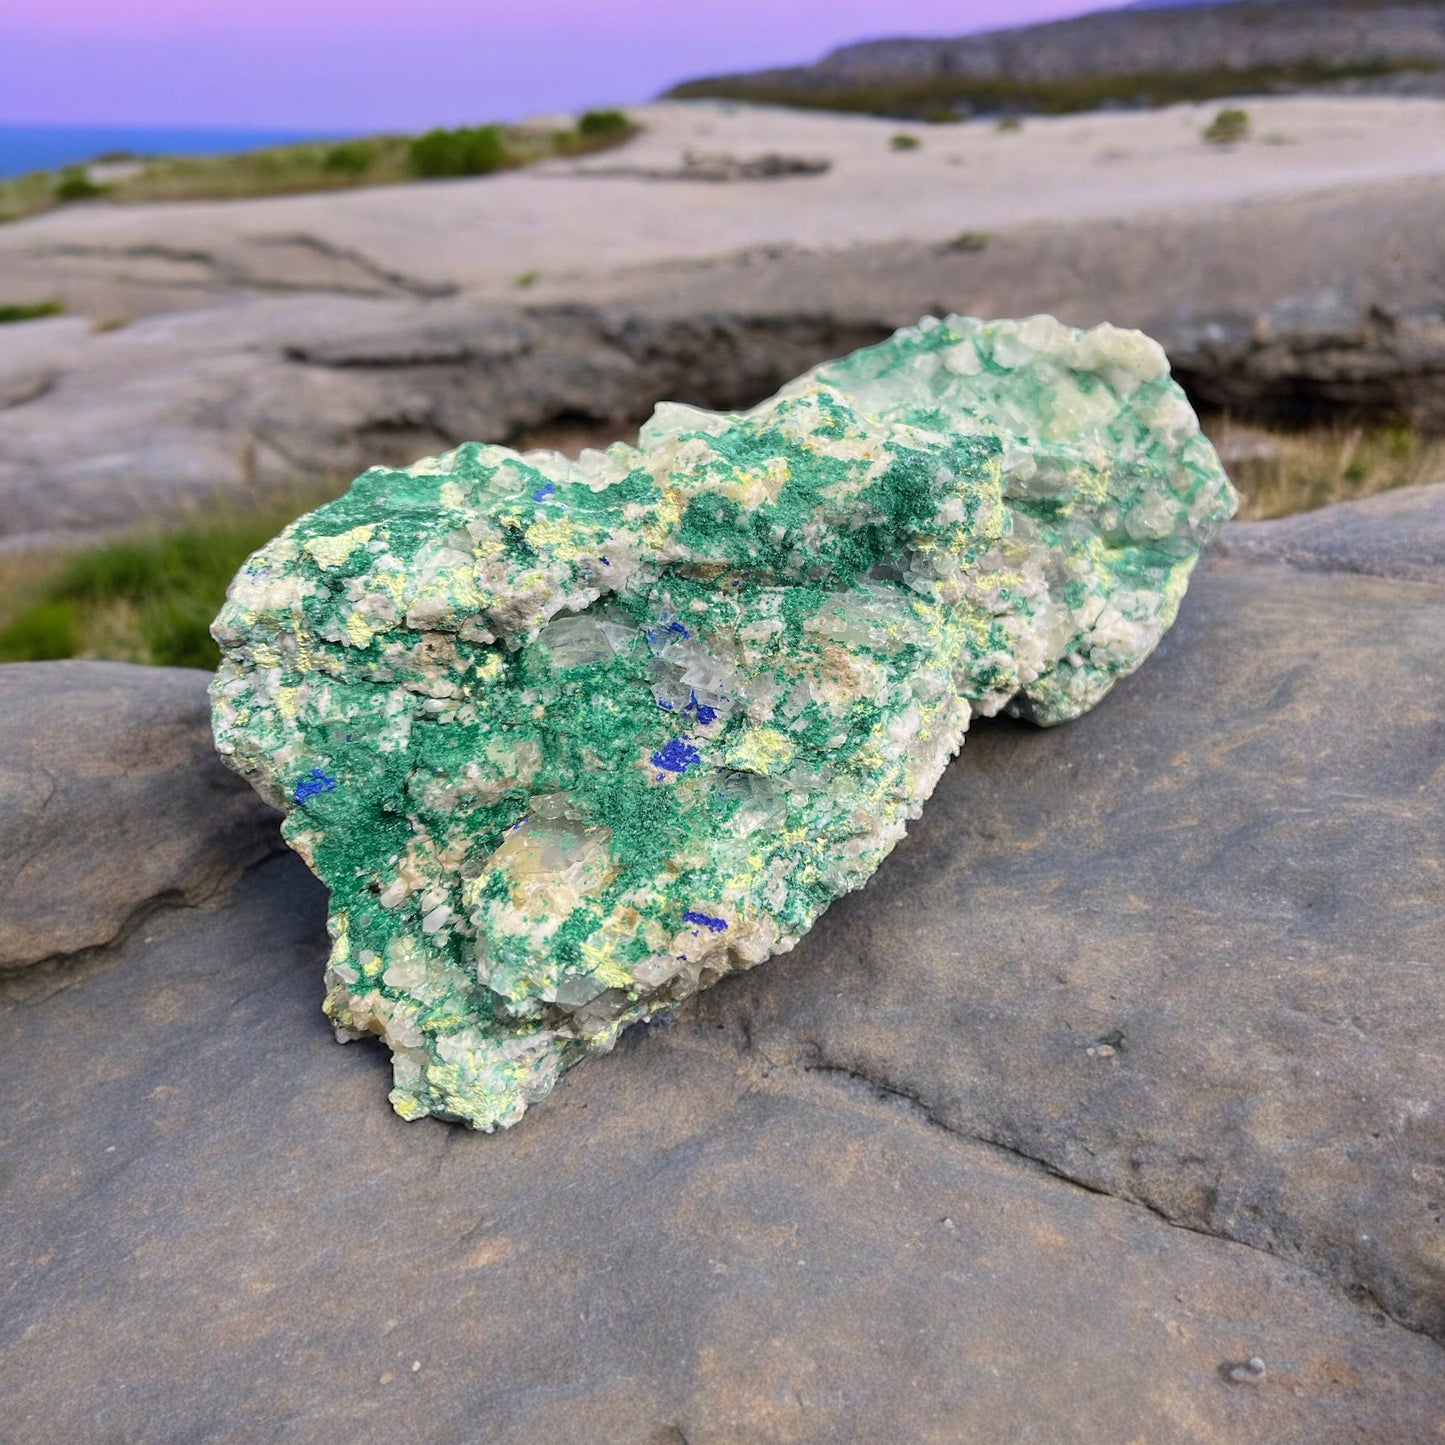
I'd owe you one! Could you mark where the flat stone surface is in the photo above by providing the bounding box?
[1,491,1441,1437]
[5,163,1445,551]
[1,854,1441,1443]
[4,98,1444,314]
[726,547,1445,1342]
[1221,479,1445,583]
[0,661,280,972]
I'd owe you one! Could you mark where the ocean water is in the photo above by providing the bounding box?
[0,124,352,180]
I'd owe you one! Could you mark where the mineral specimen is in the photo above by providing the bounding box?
[212,314,1236,1129]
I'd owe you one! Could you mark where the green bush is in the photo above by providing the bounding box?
[1203,107,1250,144]
[0,300,65,324]
[409,125,506,178]
[53,168,108,202]
[577,109,630,138]
[322,141,375,176]
[890,132,921,151]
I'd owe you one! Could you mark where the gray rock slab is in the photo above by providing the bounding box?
[0,491,1441,1438]
[1221,479,1445,583]
[1,853,1441,1443]
[700,5,1445,89]
[718,543,1445,1343]
[5,178,1445,550]
[0,662,280,972]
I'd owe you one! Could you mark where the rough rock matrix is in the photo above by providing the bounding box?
[212,314,1235,1128]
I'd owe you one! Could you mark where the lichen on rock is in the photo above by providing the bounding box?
[211,313,1236,1129]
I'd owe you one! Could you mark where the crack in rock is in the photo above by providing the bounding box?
[249,233,458,299]
[801,1052,1443,1351]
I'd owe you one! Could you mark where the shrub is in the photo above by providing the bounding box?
[1203,107,1250,144]
[53,168,107,202]
[943,231,990,253]
[0,300,65,324]
[578,108,630,137]
[995,116,1024,133]
[890,133,921,151]
[409,125,506,178]
[322,141,375,176]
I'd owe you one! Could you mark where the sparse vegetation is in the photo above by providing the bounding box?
[890,133,921,151]
[321,141,376,176]
[1212,419,1445,520]
[1203,107,1250,144]
[577,108,631,137]
[515,271,540,288]
[994,117,1024,133]
[0,300,65,324]
[53,168,108,203]
[665,57,1441,123]
[941,231,990,253]
[0,487,343,669]
[409,124,507,178]
[2,418,1435,666]
[0,113,642,224]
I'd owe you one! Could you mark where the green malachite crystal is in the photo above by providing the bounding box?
[211,314,1236,1129]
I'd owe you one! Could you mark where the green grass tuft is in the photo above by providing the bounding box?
[941,231,990,253]
[1203,106,1251,144]
[0,300,65,324]
[0,601,81,661]
[0,504,328,669]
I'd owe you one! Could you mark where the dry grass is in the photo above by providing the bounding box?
[1207,418,1445,520]
[1,420,1437,667]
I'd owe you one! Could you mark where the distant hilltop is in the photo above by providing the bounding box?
[665,0,1445,118]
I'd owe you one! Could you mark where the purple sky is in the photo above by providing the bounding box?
[0,1,1137,130]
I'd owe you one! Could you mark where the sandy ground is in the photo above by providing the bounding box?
[1,95,1444,316]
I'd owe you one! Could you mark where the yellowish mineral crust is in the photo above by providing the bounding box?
[211,314,1236,1129]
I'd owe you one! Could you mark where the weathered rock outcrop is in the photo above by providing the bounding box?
[1,486,1441,1438]
[1167,289,1445,432]
[0,662,280,974]
[670,0,1445,101]
[4,177,1444,552]
[1220,474,1445,580]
